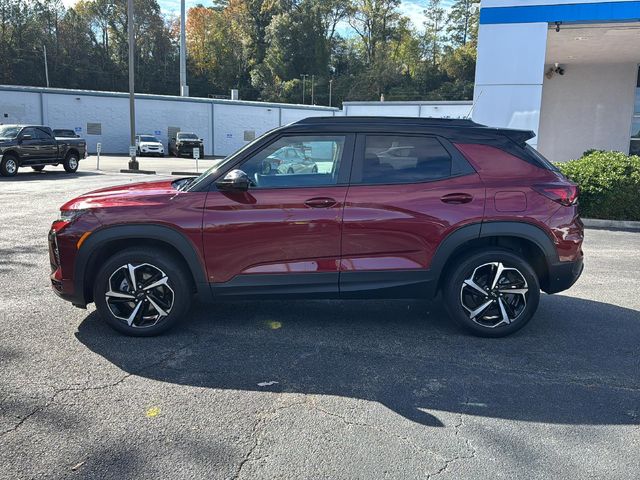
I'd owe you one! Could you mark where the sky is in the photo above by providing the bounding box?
[60,0,457,33]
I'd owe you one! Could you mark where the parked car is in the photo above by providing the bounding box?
[169,132,204,158]
[261,145,318,174]
[0,124,86,176]
[52,129,80,138]
[135,134,165,157]
[49,117,583,337]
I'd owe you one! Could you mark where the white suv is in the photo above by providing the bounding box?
[135,135,164,157]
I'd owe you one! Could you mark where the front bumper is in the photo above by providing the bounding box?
[176,145,204,155]
[49,228,86,307]
[544,252,584,294]
[140,147,164,154]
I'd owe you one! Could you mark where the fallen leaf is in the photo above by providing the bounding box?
[146,406,161,417]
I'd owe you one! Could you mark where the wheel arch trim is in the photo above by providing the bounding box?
[74,224,208,305]
[430,221,558,285]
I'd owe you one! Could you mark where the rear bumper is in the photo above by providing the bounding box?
[544,252,584,294]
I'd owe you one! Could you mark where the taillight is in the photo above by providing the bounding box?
[533,184,579,206]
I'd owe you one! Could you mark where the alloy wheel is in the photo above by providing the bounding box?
[105,263,174,328]
[459,262,528,328]
[68,157,78,170]
[5,158,17,175]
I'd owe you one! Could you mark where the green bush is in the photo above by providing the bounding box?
[556,151,640,221]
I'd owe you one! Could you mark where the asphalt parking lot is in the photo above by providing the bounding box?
[1,167,639,479]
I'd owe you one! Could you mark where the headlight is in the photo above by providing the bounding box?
[57,209,88,223]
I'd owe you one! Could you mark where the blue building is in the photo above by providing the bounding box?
[474,0,640,161]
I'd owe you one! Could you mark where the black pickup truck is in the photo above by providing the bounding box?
[0,125,87,177]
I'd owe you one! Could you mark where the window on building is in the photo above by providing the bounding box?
[630,66,640,156]
[168,126,180,140]
[87,122,102,135]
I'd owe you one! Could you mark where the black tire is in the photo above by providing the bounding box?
[63,152,79,173]
[31,166,45,172]
[93,247,193,336]
[0,154,19,177]
[442,249,540,337]
[287,167,294,174]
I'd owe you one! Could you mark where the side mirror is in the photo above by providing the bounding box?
[216,169,252,192]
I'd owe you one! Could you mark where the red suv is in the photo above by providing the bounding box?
[49,117,583,337]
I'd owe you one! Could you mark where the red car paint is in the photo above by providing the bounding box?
[49,125,583,309]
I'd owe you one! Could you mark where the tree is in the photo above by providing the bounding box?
[423,0,445,67]
[447,0,478,46]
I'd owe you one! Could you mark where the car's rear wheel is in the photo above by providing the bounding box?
[443,249,540,337]
[1,154,19,177]
[63,152,79,173]
[31,166,45,172]
[93,247,193,336]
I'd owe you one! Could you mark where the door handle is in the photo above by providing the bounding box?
[440,193,473,204]
[305,197,337,208]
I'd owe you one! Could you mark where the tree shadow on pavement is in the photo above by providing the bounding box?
[75,294,640,428]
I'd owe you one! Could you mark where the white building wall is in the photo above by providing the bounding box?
[214,104,280,155]
[537,63,638,161]
[0,86,337,156]
[0,90,41,124]
[342,101,472,119]
[473,22,549,148]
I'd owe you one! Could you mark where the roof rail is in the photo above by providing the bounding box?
[293,116,485,128]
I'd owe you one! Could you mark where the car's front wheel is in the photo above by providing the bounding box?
[93,247,193,336]
[443,249,540,337]
[0,154,19,177]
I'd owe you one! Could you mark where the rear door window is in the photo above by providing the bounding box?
[352,135,453,185]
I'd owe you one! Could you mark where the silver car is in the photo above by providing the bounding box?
[261,146,318,175]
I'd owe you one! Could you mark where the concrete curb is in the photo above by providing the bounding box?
[120,169,156,175]
[583,218,640,231]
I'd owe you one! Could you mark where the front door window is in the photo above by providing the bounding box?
[239,135,345,188]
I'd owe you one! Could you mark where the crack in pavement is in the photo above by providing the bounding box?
[230,397,307,480]
[0,336,200,438]
[306,398,450,462]
[426,389,477,480]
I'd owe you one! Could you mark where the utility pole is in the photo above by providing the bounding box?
[179,0,189,96]
[300,74,308,104]
[311,75,315,105]
[43,45,49,87]
[329,79,333,107]
[127,0,138,170]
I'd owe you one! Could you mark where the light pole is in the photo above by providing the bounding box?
[329,79,333,107]
[311,74,315,105]
[300,74,309,104]
[127,0,138,170]
[179,0,189,96]
[43,45,49,87]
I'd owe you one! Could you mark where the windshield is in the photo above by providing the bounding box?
[178,133,198,140]
[140,136,160,142]
[0,126,21,139]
